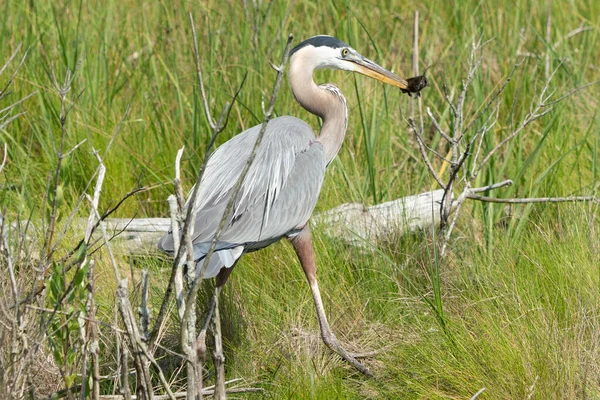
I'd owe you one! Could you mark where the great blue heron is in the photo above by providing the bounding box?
[159,35,420,376]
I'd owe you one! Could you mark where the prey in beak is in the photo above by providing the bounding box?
[344,50,429,97]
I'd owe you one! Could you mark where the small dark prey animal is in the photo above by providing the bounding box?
[401,65,431,97]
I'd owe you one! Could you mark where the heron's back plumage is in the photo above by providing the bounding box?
[158,116,327,278]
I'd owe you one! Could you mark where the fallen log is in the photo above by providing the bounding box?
[99,190,444,255]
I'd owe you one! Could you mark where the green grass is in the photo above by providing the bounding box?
[1,0,600,398]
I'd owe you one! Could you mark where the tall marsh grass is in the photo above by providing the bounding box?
[1,0,599,398]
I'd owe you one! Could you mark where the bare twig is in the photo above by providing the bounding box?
[189,14,217,130]
[544,0,551,81]
[211,288,226,400]
[180,31,293,399]
[182,32,294,324]
[149,20,248,349]
[408,118,445,188]
[426,107,453,143]
[147,14,249,399]
[469,179,513,193]
[540,78,600,107]
[553,25,592,49]
[467,194,599,204]
[57,106,131,261]
[119,334,131,400]
[0,143,7,174]
[139,270,150,341]
[410,11,419,120]
[470,388,486,400]
[116,280,155,400]
[475,105,553,176]
[0,45,30,100]
[82,259,100,400]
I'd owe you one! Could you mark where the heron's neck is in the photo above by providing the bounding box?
[289,62,348,165]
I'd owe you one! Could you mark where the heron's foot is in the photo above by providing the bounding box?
[321,331,373,377]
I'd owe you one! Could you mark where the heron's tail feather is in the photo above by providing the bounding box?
[194,245,244,279]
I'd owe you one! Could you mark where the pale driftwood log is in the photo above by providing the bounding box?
[97,189,445,255]
[312,190,444,246]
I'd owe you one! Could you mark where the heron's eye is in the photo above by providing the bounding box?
[341,48,349,57]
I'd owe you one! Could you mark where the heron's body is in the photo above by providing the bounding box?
[159,35,419,376]
[159,115,328,278]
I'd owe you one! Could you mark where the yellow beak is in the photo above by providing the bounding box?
[350,57,408,90]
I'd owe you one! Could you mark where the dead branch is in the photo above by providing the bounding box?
[139,270,150,341]
[169,20,293,399]
[412,33,599,257]
[408,118,445,188]
[467,194,599,204]
[116,280,156,400]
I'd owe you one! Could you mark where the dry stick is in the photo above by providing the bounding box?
[169,148,186,323]
[410,11,419,120]
[120,345,132,400]
[0,111,27,131]
[470,388,486,400]
[58,106,131,263]
[140,270,150,340]
[91,203,176,400]
[181,33,294,397]
[544,0,551,81]
[0,43,23,77]
[440,109,499,255]
[0,207,23,395]
[462,61,522,135]
[84,153,150,398]
[99,387,264,400]
[158,13,247,400]
[467,194,599,204]
[41,64,81,262]
[0,92,37,121]
[167,194,185,321]
[89,260,101,400]
[440,38,482,227]
[414,11,425,134]
[84,160,174,400]
[116,281,154,400]
[211,290,225,400]
[540,78,600,108]
[148,20,248,348]
[0,143,6,175]
[174,148,186,212]
[0,44,29,99]
[409,118,445,188]
[81,259,100,400]
[180,14,235,399]
[426,107,453,143]
[469,179,513,193]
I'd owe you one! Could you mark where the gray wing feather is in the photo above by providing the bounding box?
[158,116,326,270]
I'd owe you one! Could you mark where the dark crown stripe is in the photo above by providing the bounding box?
[290,36,349,57]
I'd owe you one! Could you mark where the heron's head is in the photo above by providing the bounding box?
[289,35,408,90]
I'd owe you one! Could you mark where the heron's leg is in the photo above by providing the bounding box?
[196,265,236,360]
[289,227,373,377]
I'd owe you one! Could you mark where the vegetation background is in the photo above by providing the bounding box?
[1,0,599,398]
